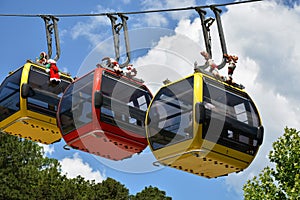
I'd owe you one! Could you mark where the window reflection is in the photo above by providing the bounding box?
[100,73,152,135]
[0,68,22,121]
[27,66,71,117]
[148,77,194,150]
[59,72,93,135]
[202,77,261,155]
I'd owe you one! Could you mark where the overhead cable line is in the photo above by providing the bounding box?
[0,0,264,18]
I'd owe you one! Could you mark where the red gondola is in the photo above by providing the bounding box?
[57,62,152,160]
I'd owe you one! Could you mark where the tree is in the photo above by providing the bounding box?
[0,132,172,199]
[131,186,172,200]
[91,178,130,200]
[243,128,300,200]
[0,133,128,199]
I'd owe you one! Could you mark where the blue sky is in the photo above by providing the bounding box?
[1,0,300,200]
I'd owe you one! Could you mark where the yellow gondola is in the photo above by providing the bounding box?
[0,60,73,144]
[146,71,264,178]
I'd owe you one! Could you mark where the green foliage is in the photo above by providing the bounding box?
[0,132,172,199]
[243,128,300,200]
[91,178,129,200]
[131,186,172,200]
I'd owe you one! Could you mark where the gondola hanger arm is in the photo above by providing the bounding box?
[107,14,131,68]
[41,15,61,61]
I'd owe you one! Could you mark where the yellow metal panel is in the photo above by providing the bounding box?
[0,111,23,131]
[192,73,203,149]
[154,141,251,178]
[27,110,57,125]
[2,117,61,144]
[20,63,30,115]
[152,139,195,160]
[161,149,247,178]
[201,139,254,165]
[193,72,203,103]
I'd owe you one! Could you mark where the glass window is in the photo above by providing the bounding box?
[58,72,94,135]
[27,66,71,117]
[147,77,194,150]
[100,72,152,135]
[0,68,22,122]
[202,77,261,155]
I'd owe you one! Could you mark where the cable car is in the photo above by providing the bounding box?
[0,60,73,144]
[57,63,152,161]
[146,71,264,178]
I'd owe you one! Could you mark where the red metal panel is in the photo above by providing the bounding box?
[64,121,147,160]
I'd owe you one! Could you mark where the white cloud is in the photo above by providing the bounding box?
[138,0,196,27]
[133,22,203,93]
[174,18,202,43]
[225,57,300,196]
[141,0,164,9]
[40,144,55,155]
[70,5,114,46]
[69,0,199,48]
[221,1,300,105]
[165,0,196,20]
[142,13,169,27]
[133,1,169,28]
[60,153,106,183]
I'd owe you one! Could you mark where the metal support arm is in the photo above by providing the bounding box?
[107,14,131,68]
[41,15,61,61]
[211,6,228,70]
[119,14,131,68]
[107,14,120,62]
[196,8,212,59]
[195,7,228,70]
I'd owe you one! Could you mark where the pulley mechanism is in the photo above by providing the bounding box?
[195,6,228,70]
[41,15,61,61]
[107,14,131,68]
